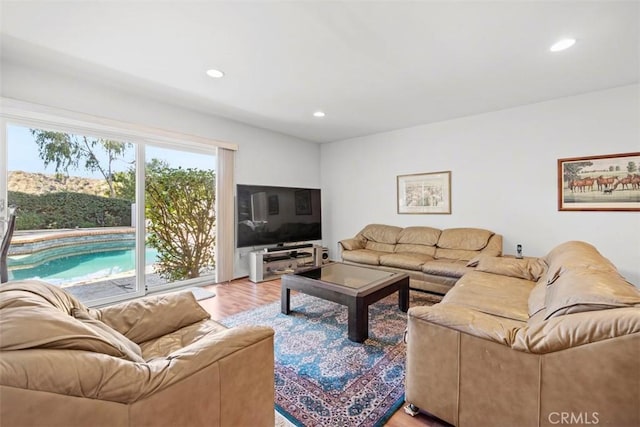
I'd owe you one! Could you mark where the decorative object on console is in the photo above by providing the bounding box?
[321,246,330,263]
[558,152,640,211]
[516,244,523,259]
[397,171,451,214]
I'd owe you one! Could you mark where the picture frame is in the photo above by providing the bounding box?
[397,171,451,214]
[268,195,279,215]
[558,152,640,211]
[295,189,312,215]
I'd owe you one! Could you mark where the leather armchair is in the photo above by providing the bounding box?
[0,280,275,427]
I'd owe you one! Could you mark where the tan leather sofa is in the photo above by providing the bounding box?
[338,224,502,294]
[0,280,275,427]
[405,241,640,427]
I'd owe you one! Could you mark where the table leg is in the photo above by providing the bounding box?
[348,298,367,343]
[281,285,291,314]
[398,278,409,312]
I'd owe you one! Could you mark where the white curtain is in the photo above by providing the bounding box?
[216,147,235,283]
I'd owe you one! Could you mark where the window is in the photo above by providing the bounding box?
[5,124,141,303]
[0,99,235,306]
[144,145,217,290]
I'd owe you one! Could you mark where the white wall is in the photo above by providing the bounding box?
[321,85,640,285]
[1,61,321,279]
[3,59,638,283]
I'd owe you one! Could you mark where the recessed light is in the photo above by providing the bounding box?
[206,69,224,78]
[313,111,326,118]
[550,38,576,52]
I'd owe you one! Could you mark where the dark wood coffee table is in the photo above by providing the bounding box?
[281,263,409,342]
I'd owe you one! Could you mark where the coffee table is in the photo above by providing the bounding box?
[281,263,409,342]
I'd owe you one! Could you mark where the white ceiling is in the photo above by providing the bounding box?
[1,1,638,143]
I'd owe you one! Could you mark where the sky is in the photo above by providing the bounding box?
[7,125,216,178]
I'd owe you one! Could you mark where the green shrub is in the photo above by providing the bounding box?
[8,191,131,230]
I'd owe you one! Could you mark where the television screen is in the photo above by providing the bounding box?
[236,184,322,248]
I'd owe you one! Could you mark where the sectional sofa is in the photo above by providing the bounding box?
[338,224,502,294]
[405,241,640,427]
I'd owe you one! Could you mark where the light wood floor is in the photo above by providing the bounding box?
[199,277,449,427]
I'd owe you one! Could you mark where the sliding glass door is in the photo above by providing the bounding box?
[3,123,142,304]
[144,145,217,291]
[1,119,219,305]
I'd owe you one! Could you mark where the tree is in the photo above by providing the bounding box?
[112,158,169,202]
[627,161,638,173]
[145,166,216,281]
[563,161,592,183]
[30,130,131,198]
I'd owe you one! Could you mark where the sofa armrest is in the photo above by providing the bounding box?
[408,304,522,347]
[512,307,640,354]
[0,326,275,404]
[338,238,365,251]
[96,291,211,343]
[480,233,503,256]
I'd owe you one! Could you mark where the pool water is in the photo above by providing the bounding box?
[8,247,159,285]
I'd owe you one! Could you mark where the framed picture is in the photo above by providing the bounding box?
[295,189,312,215]
[268,195,279,215]
[558,152,640,211]
[397,171,451,214]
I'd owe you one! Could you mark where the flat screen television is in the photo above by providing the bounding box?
[236,184,322,248]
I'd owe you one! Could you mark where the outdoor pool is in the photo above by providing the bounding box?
[8,246,159,285]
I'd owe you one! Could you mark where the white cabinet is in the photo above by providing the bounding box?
[249,245,322,283]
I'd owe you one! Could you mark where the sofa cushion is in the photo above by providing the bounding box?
[72,309,145,362]
[95,291,211,343]
[342,249,385,265]
[0,282,145,362]
[544,269,640,320]
[364,241,396,253]
[527,280,547,318]
[421,259,473,278]
[397,226,441,246]
[434,247,481,262]
[359,224,402,244]
[474,257,547,281]
[395,243,436,256]
[379,253,434,271]
[544,241,617,275]
[0,279,85,314]
[437,228,494,251]
[140,319,227,360]
[0,305,145,362]
[442,271,535,322]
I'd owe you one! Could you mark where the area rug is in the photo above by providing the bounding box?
[222,290,442,427]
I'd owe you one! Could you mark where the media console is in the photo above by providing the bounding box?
[249,245,323,283]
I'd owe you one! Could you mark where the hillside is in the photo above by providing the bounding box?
[8,171,110,196]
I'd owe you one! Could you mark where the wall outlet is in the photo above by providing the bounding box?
[516,244,523,259]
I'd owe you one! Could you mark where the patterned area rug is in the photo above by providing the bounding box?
[222,290,442,427]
